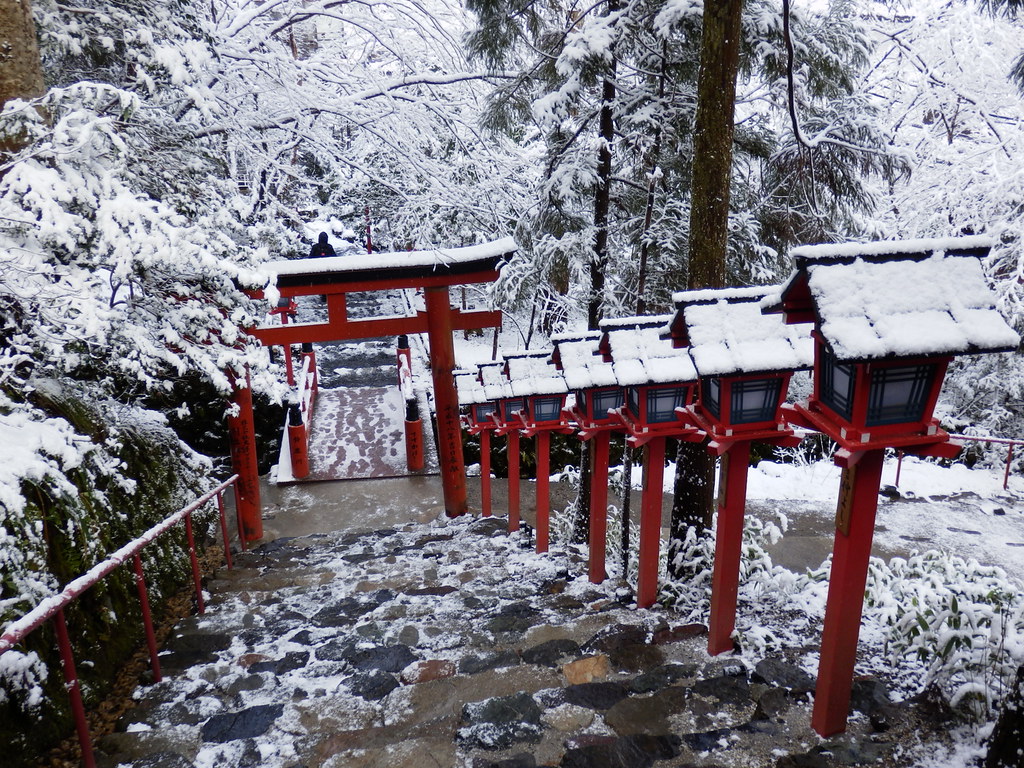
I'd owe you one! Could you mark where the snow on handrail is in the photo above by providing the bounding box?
[298,352,317,417]
[0,475,239,656]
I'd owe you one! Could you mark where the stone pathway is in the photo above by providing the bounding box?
[95,513,945,768]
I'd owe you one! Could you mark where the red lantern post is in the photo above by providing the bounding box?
[552,331,623,583]
[670,286,811,655]
[599,315,704,608]
[765,236,1019,736]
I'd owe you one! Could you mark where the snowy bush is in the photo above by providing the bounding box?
[864,551,1024,719]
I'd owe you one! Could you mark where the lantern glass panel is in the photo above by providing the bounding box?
[730,378,783,424]
[626,387,641,419]
[592,388,623,420]
[820,347,855,421]
[501,398,526,420]
[532,396,563,423]
[647,386,688,423]
[576,390,588,416]
[703,377,721,420]
[473,403,496,423]
[866,364,936,426]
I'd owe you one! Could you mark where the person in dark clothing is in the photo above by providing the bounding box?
[309,231,336,258]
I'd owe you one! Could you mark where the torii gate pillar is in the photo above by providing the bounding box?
[227,368,263,542]
[424,286,469,516]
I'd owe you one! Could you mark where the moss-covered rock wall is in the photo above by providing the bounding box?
[0,379,215,767]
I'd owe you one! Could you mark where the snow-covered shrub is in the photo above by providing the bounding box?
[660,512,788,630]
[864,550,1024,719]
[658,507,1024,723]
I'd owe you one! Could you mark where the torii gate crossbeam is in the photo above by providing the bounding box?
[233,238,514,538]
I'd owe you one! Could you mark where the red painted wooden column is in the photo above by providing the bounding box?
[287,404,310,479]
[508,430,521,531]
[227,368,262,542]
[536,431,551,553]
[636,436,667,609]
[480,429,492,517]
[812,448,885,737]
[708,441,751,655]
[423,286,469,517]
[588,430,611,583]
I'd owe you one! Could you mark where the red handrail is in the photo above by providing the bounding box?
[0,474,241,768]
[892,433,1024,490]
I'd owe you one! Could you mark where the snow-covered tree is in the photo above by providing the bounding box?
[860,0,1024,439]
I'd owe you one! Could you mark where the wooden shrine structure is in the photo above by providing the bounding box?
[228,238,516,540]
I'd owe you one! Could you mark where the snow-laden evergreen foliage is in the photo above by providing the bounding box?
[468,0,903,329]
[862,0,1024,443]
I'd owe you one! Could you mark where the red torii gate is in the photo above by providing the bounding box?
[229,238,514,540]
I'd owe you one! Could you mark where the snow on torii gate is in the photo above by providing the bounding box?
[232,238,514,538]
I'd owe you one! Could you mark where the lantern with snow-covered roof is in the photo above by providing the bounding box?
[503,351,571,431]
[598,315,704,609]
[766,236,1019,457]
[599,315,700,442]
[501,351,572,554]
[551,331,624,584]
[552,331,623,438]
[671,286,812,658]
[671,286,813,449]
[765,235,1020,739]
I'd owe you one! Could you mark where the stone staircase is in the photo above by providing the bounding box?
[92,511,922,768]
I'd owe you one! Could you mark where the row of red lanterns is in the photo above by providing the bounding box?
[455,236,1019,737]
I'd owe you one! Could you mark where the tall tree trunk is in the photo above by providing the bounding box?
[0,0,46,156]
[634,42,668,316]
[986,663,1024,767]
[575,0,619,545]
[668,0,745,578]
[588,24,617,330]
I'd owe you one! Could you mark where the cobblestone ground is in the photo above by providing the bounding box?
[95,514,947,768]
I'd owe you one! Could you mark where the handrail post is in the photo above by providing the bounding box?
[233,479,248,552]
[894,451,903,488]
[1004,443,1014,491]
[52,609,95,768]
[216,490,233,570]
[132,554,162,683]
[184,511,205,615]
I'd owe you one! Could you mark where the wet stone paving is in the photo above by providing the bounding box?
[95,514,944,768]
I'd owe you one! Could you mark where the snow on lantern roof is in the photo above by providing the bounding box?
[674,287,814,377]
[262,236,517,286]
[670,285,770,306]
[478,361,512,401]
[768,237,1020,361]
[504,350,568,397]
[551,332,618,391]
[789,235,994,263]
[455,369,489,406]
[601,314,697,386]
